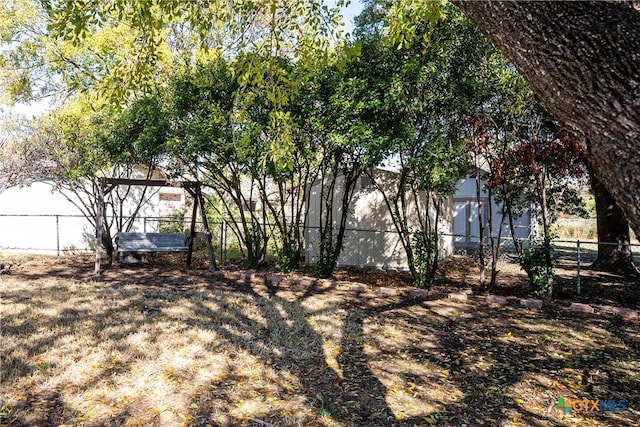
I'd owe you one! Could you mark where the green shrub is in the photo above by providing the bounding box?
[519,239,554,297]
[159,210,185,233]
[412,231,438,289]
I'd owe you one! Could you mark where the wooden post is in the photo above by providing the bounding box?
[196,185,218,272]
[94,178,105,274]
[186,190,198,267]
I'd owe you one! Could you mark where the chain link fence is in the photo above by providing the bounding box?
[554,239,640,294]
[0,214,197,256]
[0,213,449,268]
[2,214,639,292]
[0,214,272,262]
[0,214,95,255]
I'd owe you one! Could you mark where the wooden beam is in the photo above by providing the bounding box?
[183,185,197,198]
[101,178,199,189]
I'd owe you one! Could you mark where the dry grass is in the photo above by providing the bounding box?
[1,255,639,426]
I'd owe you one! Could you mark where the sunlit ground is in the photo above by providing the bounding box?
[1,256,639,426]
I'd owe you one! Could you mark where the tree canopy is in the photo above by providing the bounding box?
[2,0,619,284]
[2,0,347,99]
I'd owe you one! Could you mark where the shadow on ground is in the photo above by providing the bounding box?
[1,258,639,426]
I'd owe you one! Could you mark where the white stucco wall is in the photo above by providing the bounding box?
[0,182,184,254]
[305,171,453,270]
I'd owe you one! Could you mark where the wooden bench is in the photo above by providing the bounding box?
[116,232,189,256]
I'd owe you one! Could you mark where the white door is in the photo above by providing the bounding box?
[453,198,489,244]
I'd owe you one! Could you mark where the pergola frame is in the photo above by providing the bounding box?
[94,177,218,273]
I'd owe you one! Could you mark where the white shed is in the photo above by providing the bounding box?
[305,169,454,270]
[452,172,534,250]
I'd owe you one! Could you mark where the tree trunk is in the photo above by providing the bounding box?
[474,164,486,291]
[588,166,639,274]
[102,229,114,264]
[452,1,640,238]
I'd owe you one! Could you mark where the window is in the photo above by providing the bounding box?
[159,193,182,202]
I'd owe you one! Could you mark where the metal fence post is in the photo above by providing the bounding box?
[56,215,60,257]
[576,239,581,295]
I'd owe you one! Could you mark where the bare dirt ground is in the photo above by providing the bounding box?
[335,255,640,310]
[1,254,639,426]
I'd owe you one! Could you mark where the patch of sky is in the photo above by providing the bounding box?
[328,0,364,34]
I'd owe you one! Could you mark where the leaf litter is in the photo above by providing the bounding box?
[0,254,638,426]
